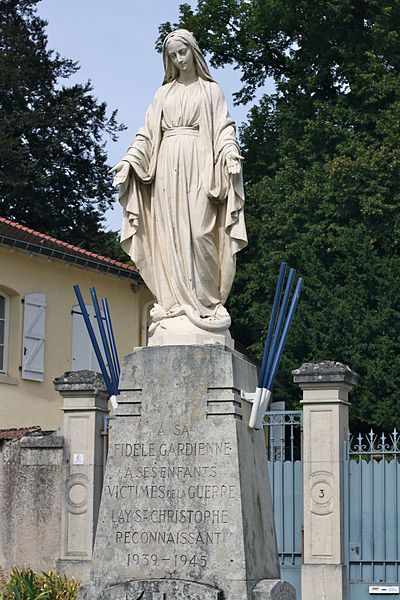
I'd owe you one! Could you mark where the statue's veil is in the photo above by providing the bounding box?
[162,29,215,84]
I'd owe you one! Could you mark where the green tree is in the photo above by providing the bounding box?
[160,1,400,430]
[0,0,125,254]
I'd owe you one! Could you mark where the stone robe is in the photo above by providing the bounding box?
[119,78,247,332]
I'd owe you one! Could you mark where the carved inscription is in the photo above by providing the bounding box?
[112,440,232,458]
[112,508,228,524]
[107,484,235,500]
[105,422,239,576]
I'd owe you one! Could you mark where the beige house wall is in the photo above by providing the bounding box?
[0,245,152,430]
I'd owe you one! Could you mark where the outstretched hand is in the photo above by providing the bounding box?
[226,151,244,175]
[110,161,130,187]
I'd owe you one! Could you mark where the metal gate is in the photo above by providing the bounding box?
[345,429,400,599]
[266,410,303,598]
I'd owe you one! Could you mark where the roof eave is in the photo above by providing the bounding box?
[0,236,142,283]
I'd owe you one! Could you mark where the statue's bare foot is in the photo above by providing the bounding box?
[215,304,229,319]
[165,304,181,317]
[150,303,167,322]
[201,304,230,323]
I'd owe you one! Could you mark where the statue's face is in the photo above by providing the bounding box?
[166,39,194,73]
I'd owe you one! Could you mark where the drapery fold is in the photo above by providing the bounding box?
[118,79,247,330]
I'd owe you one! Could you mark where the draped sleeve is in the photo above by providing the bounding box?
[198,80,248,302]
[120,85,168,184]
[118,85,171,295]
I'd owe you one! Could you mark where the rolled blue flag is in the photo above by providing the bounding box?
[90,287,119,395]
[73,285,114,396]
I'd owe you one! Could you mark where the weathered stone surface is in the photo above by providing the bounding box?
[80,578,222,600]
[56,371,110,583]
[100,578,223,600]
[54,370,108,393]
[20,434,63,448]
[0,432,63,571]
[252,579,296,599]
[301,564,345,600]
[83,345,280,600]
[292,361,359,386]
[294,361,356,600]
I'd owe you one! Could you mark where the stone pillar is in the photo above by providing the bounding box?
[54,370,109,582]
[292,361,358,600]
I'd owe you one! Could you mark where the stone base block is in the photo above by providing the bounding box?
[56,559,91,585]
[252,579,296,599]
[148,315,234,348]
[81,346,279,600]
[79,578,297,600]
[79,578,223,600]
[302,564,345,600]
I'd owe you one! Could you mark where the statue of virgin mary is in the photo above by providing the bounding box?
[112,29,247,346]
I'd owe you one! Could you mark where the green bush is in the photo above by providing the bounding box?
[0,567,79,600]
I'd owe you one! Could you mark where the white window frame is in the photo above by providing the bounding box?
[0,292,10,374]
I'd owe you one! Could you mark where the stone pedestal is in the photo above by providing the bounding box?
[148,315,234,348]
[55,371,109,582]
[80,345,292,599]
[293,361,358,600]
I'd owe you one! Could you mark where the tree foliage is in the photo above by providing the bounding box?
[0,0,125,252]
[160,0,400,429]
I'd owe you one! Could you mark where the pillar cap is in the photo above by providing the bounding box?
[292,360,359,387]
[54,370,107,394]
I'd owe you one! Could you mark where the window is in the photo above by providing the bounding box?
[0,292,10,373]
[72,304,106,372]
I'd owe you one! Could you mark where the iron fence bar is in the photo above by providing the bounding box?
[348,560,400,564]
[383,454,386,582]
[371,457,375,581]
[360,452,364,578]
[357,452,362,580]
[280,458,285,556]
[290,422,294,462]
[291,458,295,564]
[343,438,350,600]
[280,425,284,462]
[270,422,276,461]
[396,453,399,583]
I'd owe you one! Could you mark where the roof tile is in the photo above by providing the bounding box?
[0,216,139,275]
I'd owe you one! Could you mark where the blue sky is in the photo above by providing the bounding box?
[37,1,268,231]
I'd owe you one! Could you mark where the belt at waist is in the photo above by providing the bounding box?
[163,127,199,138]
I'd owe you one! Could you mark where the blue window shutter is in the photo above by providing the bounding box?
[22,293,46,381]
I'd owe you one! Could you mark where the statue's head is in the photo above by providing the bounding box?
[162,29,214,84]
